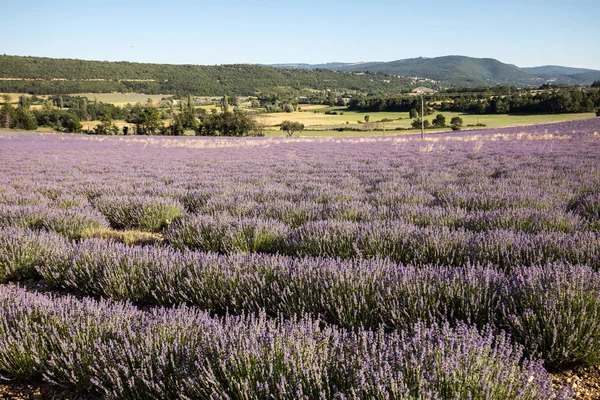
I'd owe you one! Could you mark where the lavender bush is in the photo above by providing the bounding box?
[0,205,109,239]
[165,213,289,254]
[0,228,64,282]
[0,286,571,399]
[94,195,184,232]
[503,263,600,368]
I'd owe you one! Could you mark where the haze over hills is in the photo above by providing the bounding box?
[271,56,600,87]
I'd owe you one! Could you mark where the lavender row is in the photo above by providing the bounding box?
[189,197,587,233]
[164,214,600,269]
[0,285,570,399]
[0,204,109,239]
[3,228,600,368]
[1,191,590,238]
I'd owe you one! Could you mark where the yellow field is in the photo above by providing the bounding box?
[0,92,168,106]
[257,108,597,132]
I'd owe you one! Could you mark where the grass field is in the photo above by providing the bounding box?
[2,91,596,136]
[260,108,597,136]
[0,92,170,106]
[74,93,168,105]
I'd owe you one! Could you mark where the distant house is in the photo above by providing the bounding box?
[411,87,436,94]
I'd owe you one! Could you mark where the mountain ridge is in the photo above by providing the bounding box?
[270,56,600,86]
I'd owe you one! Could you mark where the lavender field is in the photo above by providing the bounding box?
[1,119,600,399]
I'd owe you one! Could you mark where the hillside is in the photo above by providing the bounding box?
[271,56,541,86]
[522,65,600,85]
[521,65,598,75]
[271,56,600,87]
[0,55,419,96]
[336,56,542,86]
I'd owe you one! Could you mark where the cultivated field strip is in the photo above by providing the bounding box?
[0,285,568,399]
[1,228,600,370]
[0,119,599,398]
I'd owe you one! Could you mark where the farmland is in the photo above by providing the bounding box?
[1,119,600,398]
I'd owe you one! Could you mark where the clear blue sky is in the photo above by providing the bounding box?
[1,0,599,69]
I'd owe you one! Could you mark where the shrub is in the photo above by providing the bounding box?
[503,264,600,368]
[0,228,69,282]
[0,205,109,240]
[95,196,184,232]
[164,214,289,254]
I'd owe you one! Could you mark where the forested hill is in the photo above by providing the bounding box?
[272,56,600,87]
[0,55,421,96]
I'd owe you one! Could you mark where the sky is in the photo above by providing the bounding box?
[1,0,599,69]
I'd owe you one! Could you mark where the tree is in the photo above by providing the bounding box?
[0,102,16,129]
[412,118,430,129]
[220,95,229,113]
[58,113,82,133]
[93,115,118,135]
[127,105,162,135]
[409,109,419,119]
[280,120,304,137]
[592,81,600,88]
[364,115,370,122]
[18,96,32,109]
[450,116,463,130]
[432,114,446,128]
[248,115,266,137]
[227,95,239,106]
[197,109,254,136]
[14,106,38,130]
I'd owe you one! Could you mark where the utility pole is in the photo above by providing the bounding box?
[421,93,424,139]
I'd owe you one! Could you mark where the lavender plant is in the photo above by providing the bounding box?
[164,214,289,254]
[0,286,572,399]
[94,195,184,232]
[502,263,600,368]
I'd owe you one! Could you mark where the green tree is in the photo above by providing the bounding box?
[432,114,446,127]
[18,96,32,109]
[55,112,82,133]
[220,95,229,113]
[364,115,370,122]
[197,109,254,136]
[93,115,119,135]
[227,95,239,106]
[409,109,419,119]
[412,118,431,129]
[0,102,16,129]
[14,106,38,130]
[280,120,304,137]
[127,105,162,135]
[450,116,463,130]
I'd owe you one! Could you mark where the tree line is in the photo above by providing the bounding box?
[348,88,600,115]
[0,94,266,137]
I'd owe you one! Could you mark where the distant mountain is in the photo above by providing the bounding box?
[270,56,600,87]
[521,65,598,75]
[269,62,368,70]
[522,65,600,85]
